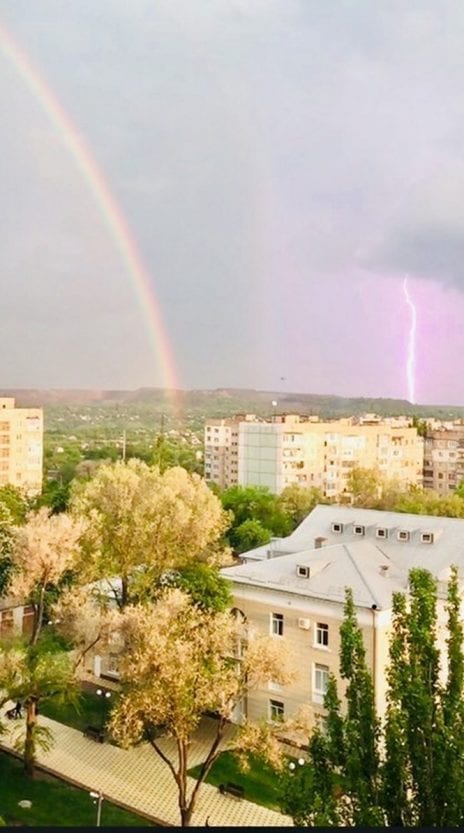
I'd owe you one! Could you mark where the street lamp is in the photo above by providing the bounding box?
[96,689,111,699]
[89,791,104,827]
[288,757,305,772]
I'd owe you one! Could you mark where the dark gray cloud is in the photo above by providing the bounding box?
[1,0,464,398]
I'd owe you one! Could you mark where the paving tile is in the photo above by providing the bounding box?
[0,703,293,827]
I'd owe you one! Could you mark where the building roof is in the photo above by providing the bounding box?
[221,504,464,610]
[222,539,405,609]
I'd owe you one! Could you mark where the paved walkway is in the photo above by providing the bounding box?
[0,707,293,827]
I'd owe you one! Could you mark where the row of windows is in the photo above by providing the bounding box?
[271,613,329,646]
[331,522,434,543]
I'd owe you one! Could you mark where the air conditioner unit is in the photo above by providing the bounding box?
[298,618,311,630]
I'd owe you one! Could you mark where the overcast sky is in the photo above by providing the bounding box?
[1,0,464,404]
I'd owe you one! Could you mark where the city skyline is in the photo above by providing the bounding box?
[1,1,464,403]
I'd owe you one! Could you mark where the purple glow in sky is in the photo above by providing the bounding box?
[402,276,417,404]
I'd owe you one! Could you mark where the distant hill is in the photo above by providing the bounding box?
[2,387,464,421]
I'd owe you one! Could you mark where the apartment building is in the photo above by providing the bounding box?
[423,423,464,495]
[205,413,423,496]
[221,505,463,728]
[204,414,261,489]
[0,398,43,495]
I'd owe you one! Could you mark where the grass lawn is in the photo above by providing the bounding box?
[188,751,282,811]
[40,687,115,735]
[0,750,152,827]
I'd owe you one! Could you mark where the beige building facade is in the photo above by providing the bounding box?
[0,397,43,495]
[221,505,462,730]
[423,424,464,494]
[205,413,423,496]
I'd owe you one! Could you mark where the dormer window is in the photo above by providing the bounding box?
[421,532,434,544]
[376,528,388,539]
[397,530,410,542]
[297,565,310,578]
[331,522,343,534]
[353,524,365,536]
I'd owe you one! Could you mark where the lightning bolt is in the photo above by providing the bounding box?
[402,275,417,404]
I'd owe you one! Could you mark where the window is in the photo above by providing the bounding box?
[316,623,329,648]
[314,713,328,734]
[297,565,310,578]
[331,522,343,533]
[376,527,388,539]
[397,530,410,542]
[353,524,365,536]
[269,699,285,722]
[421,532,434,544]
[271,613,284,636]
[313,664,329,703]
[268,680,283,692]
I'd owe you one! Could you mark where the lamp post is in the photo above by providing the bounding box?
[288,757,305,772]
[95,688,111,734]
[89,791,104,827]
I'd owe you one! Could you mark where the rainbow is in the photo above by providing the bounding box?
[0,21,180,396]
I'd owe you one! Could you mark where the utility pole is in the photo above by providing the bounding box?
[122,430,127,462]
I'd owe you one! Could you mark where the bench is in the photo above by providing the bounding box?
[83,725,105,743]
[219,782,245,799]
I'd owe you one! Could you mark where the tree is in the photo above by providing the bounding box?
[71,461,229,608]
[0,503,14,599]
[0,485,29,525]
[277,484,327,528]
[0,638,77,776]
[159,564,232,612]
[220,485,291,551]
[382,567,464,827]
[109,590,296,826]
[2,508,83,774]
[280,589,382,826]
[8,508,84,646]
[345,467,382,508]
[232,519,271,553]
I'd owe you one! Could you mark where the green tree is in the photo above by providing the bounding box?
[382,569,444,826]
[0,503,14,599]
[231,519,271,553]
[221,485,291,550]
[281,589,382,826]
[277,484,327,528]
[0,485,29,525]
[0,638,77,777]
[439,566,464,824]
[159,564,232,612]
[345,467,382,508]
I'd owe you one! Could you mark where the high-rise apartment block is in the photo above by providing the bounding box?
[204,413,423,496]
[423,421,464,494]
[0,398,43,495]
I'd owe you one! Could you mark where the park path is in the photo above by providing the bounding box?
[0,708,293,827]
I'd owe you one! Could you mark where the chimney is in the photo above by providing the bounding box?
[314,536,327,549]
[380,564,389,576]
